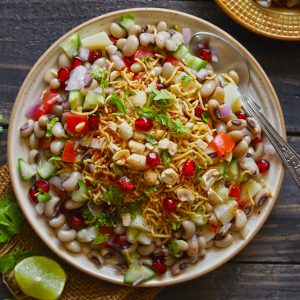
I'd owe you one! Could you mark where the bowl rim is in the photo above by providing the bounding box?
[215,0,300,41]
[7,7,286,287]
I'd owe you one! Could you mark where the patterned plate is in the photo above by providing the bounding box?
[215,0,300,40]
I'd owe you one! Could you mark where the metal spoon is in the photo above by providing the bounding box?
[190,32,300,187]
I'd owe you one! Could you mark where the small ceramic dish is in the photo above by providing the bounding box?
[215,0,300,40]
[8,8,285,286]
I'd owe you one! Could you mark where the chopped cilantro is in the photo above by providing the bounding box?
[103,185,123,206]
[137,107,156,120]
[144,133,158,145]
[168,240,181,258]
[82,206,95,223]
[151,89,175,108]
[159,151,172,165]
[45,117,59,140]
[124,89,136,96]
[144,186,157,197]
[181,75,191,84]
[195,205,205,214]
[107,93,126,114]
[169,119,190,137]
[48,156,62,162]
[140,56,152,62]
[36,191,51,203]
[0,246,37,274]
[0,196,23,243]
[111,164,123,176]
[95,211,115,228]
[156,114,172,127]
[93,233,109,244]
[120,202,142,219]
[201,111,210,124]
[194,162,202,181]
[171,222,180,231]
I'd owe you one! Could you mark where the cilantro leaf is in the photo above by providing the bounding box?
[144,133,158,145]
[95,211,115,228]
[156,114,172,127]
[0,196,23,243]
[171,222,180,231]
[144,186,157,197]
[103,185,123,206]
[168,240,181,258]
[194,162,202,181]
[120,202,142,219]
[201,111,210,124]
[48,156,62,161]
[107,93,126,114]
[169,119,190,137]
[140,56,151,62]
[137,107,156,120]
[151,89,175,108]
[181,75,191,84]
[124,89,136,96]
[93,233,109,244]
[37,191,51,203]
[111,164,123,176]
[159,151,172,165]
[90,67,107,83]
[45,117,59,140]
[82,206,95,223]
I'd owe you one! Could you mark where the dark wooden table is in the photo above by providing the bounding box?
[0,0,299,299]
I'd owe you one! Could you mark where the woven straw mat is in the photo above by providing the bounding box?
[0,165,162,300]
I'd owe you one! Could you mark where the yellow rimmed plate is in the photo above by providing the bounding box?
[215,0,300,40]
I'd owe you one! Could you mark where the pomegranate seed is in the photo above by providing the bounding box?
[71,57,82,70]
[200,48,212,62]
[194,105,204,118]
[88,114,100,130]
[195,41,212,62]
[146,152,160,168]
[251,135,263,145]
[236,112,247,120]
[229,184,241,199]
[153,259,167,274]
[35,180,50,193]
[135,117,153,131]
[67,214,85,230]
[156,83,164,90]
[257,159,270,173]
[118,176,135,192]
[163,198,177,213]
[57,67,70,85]
[182,159,196,177]
[88,50,102,63]
[109,35,117,44]
[99,226,114,235]
[114,235,127,247]
[29,186,39,203]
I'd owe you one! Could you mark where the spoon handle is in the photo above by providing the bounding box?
[243,95,300,187]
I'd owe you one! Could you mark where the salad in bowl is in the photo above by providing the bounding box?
[17,13,275,285]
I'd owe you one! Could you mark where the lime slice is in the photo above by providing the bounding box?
[14,256,67,300]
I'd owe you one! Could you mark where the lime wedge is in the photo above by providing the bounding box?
[14,256,67,300]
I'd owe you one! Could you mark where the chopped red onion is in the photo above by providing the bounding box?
[182,28,192,46]
[84,73,93,87]
[78,46,90,62]
[94,87,103,94]
[25,97,41,118]
[35,202,45,215]
[196,68,210,81]
[66,66,87,91]
[88,163,95,172]
[220,103,232,118]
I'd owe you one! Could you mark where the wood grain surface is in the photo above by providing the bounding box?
[0,0,299,299]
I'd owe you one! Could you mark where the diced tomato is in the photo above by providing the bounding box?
[133,49,155,60]
[65,112,89,135]
[165,54,180,66]
[99,226,114,235]
[133,73,144,81]
[40,137,52,149]
[34,90,60,120]
[62,140,77,162]
[109,35,117,45]
[210,132,235,157]
[122,57,134,70]
[229,184,241,199]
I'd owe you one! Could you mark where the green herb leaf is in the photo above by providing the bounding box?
[90,67,106,83]
[93,233,109,244]
[48,156,62,161]
[111,164,123,176]
[82,206,95,223]
[171,222,180,231]
[156,114,172,127]
[46,117,59,140]
[140,56,151,62]
[170,119,190,137]
[181,75,191,84]
[144,186,157,197]
[120,202,142,219]
[201,111,210,124]
[194,162,202,181]
[37,191,51,203]
[195,205,205,214]
[103,185,123,206]
[95,211,115,228]
[124,89,136,96]
[107,93,126,114]
[137,107,156,120]
[144,133,158,145]
[0,196,23,243]
[159,151,172,165]
[168,240,181,258]
[151,89,175,108]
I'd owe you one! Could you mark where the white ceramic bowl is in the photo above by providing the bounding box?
[8,8,285,287]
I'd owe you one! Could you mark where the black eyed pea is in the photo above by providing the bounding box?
[211,86,225,104]
[186,235,199,257]
[246,117,262,135]
[44,196,61,218]
[141,24,155,34]
[228,130,244,142]
[200,80,217,98]
[205,240,214,249]
[157,21,168,32]
[38,115,49,128]
[130,62,144,73]
[48,214,66,228]
[244,135,252,145]
[65,241,82,253]
[215,223,232,240]
[151,66,162,76]
[62,171,81,192]
[116,38,126,50]
[52,122,66,138]
[28,149,39,164]
[50,104,63,117]
[214,233,233,248]
[137,243,156,256]
[139,33,153,47]
[238,156,259,175]
[205,63,214,72]
[65,201,86,211]
[181,220,196,240]
[62,100,71,111]
[58,53,71,68]
[233,209,247,231]
[109,22,126,39]
[50,78,60,89]
[50,140,65,155]
[29,133,39,149]
[162,62,175,79]
[208,99,221,123]
[44,68,58,84]
[110,55,125,70]
[252,142,264,161]
[114,223,126,235]
[175,239,189,251]
[128,24,141,36]
[171,259,190,275]
[198,236,206,250]
[228,70,239,84]
[227,119,247,131]
[19,119,34,138]
[123,35,139,57]
[105,44,118,57]
[33,122,46,138]
[123,243,138,254]
[208,213,219,227]
[94,57,109,69]
[232,139,249,159]
[88,250,104,267]
[170,32,184,44]
[155,31,171,49]
[254,187,271,207]
[110,70,121,82]
[165,39,178,51]
[57,228,77,243]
